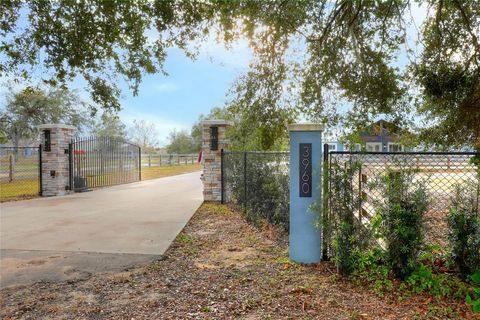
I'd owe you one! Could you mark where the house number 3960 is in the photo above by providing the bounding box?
[299,143,312,197]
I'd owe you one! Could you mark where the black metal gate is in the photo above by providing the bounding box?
[70,137,141,191]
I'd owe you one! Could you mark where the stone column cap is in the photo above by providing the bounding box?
[288,123,323,132]
[37,123,76,130]
[202,119,234,126]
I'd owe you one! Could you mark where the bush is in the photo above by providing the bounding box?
[329,160,370,276]
[376,169,428,279]
[223,152,289,230]
[246,158,289,229]
[447,183,480,276]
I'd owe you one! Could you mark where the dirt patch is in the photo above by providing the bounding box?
[195,246,258,269]
[0,256,61,276]
[0,204,477,319]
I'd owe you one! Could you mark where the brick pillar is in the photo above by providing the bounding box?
[201,120,233,202]
[37,124,76,196]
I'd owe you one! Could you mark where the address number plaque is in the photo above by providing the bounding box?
[299,143,312,197]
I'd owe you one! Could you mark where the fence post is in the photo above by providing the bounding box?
[39,144,43,196]
[243,152,247,210]
[288,123,323,264]
[358,163,362,221]
[148,155,151,167]
[8,153,14,182]
[68,142,73,191]
[159,154,162,167]
[322,143,329,260]
[221,149,224,204]
[37,124,76,196]
[138,148,142,181]
[200,120,233,202]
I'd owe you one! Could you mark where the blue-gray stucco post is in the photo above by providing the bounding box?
[288,123,323,263]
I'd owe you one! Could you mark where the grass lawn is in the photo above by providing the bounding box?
[141,163,201,181]
[0,179,39,202]
[1,203,475,319]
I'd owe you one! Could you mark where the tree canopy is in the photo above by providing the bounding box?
[1,1,479,149]
[129,119,159,152]
[0,86,89,147]
[91,111,127,140]
[166,129,197,154]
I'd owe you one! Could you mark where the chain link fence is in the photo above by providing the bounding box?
[222,149,479,255]
[222,151,290,230]
[0,147,41,201]
[325,151,480,253]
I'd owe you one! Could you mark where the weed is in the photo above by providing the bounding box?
[425,304,459,319]
[111,272,136,285]
[242,298,257,310]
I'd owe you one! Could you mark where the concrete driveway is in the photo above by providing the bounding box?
[0,171,203,287]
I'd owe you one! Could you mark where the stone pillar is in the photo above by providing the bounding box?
[288,123,323,263]
[37,124,76,197]
[201,120,233,202]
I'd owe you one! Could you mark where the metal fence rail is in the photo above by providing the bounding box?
[325,151,480,254]
[71,137,141,191]
[141,153,198,167]
[0,146,41,200]
[222,151,290,230]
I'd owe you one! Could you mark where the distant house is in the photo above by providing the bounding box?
[324,141,344,152]
[359,119,410,152]
[0,138,39,157]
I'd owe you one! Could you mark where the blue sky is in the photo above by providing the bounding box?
[114,38,252,146]
[0,28,253,146]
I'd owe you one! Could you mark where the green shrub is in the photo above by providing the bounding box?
[447,183,480,277]
[466,271,480,313]
[377,169,428,279]
[223,152,289,230]
[329,160,370,276]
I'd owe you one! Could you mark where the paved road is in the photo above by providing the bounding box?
[0,171,203,288]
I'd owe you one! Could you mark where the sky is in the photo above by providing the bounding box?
[1,3,428,147]
[1,37,253,147]
[111,38,253,146]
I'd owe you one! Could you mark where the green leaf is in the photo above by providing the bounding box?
[470,271,480,285]
[466,293,473,304]
[473,300,480,313]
